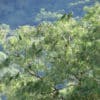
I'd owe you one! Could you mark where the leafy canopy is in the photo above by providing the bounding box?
[0,2,100,100]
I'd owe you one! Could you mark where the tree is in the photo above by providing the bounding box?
[0,2,100,100]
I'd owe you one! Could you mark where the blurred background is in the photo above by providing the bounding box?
[0,0,97,29]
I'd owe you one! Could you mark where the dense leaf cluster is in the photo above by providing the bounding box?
[0,2,100,100]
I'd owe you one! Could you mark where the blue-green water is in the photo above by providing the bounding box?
[0,0,96,29]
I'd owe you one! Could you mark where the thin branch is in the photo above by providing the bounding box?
[27,69,42,79]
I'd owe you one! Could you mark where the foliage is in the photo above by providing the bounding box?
[0,2,100,100]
